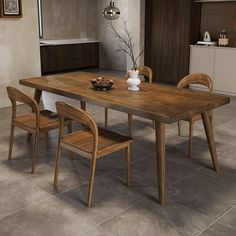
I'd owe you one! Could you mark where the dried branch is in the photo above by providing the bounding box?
[110,21,143,70]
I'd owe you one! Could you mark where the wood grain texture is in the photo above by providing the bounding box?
[145,0,201,84]
[40,43,99,74]
[20,72,230,124]
[155,122,165,205]
[20,72,230,205]
[201,112,219,172]
[6,87,69,174]
[177,73,214,158]
[201,2,236,47]
[54,102,132,207]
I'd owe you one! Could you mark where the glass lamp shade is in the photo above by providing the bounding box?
[103,1,120,20]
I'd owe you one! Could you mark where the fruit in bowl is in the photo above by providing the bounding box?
[91,77,114,91]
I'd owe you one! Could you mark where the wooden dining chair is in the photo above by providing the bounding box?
[105,66,153,136]
[177,73,214,158]
[54,102,132,207]
[6,86,71,174]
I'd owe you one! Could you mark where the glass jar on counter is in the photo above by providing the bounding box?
[218,30,229,47]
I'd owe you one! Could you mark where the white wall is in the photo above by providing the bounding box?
[97,0,144,71]
[41,0,98,40]
[97,0,127,71]
[127,0,142,70]
[0,0,41,108]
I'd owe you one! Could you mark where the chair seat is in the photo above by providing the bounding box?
[13,110,62,132]
[61,128,132,158]
[54,101,132,207]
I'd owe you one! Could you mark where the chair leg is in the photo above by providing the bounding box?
[128,113,132,137]
[105,108,108,129]
[31,130,39,174]
[80,101,86,111]
[178,121,181,136]
[67,122,74,160]
[152,120,155,129]
[45,131,49,150]
[188,121,194,158]
[27,133,32,142]
[67,122,72,133]
[87,157,97,207]
[210,115,214,138]
[8,124,15,160]
[126,144,131,187]
[69,151,74,160]
[54,141,62,187]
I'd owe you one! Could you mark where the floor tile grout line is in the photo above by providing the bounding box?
[168,189,236,236]
[168,198,215,223]
[53,170,114,197]
[83,224,117,236]
[53,164,146,208]
[3,149,152,211]
[0,194,54,222]
[195,203,236,236]
[0,143,216,225]
[216,221,236,233]
[0,218,29,233]
[1,173,144,235]
[213,204,236,232]
[52,151,154,198]
[167,166,203,187]
[53,188,145,235]
[167,199,232,236]
[52,158,137,197]
[82,199,145,235]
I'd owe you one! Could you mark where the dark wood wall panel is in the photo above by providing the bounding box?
[145,0,201,85]
[201,2,236,47]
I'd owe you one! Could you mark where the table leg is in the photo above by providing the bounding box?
[34,89,42,104]
[155,121,165,205]
[28,89,42,141]
[201,111,219,172]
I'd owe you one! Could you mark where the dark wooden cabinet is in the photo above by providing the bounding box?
[40,42,99,74]
[145,0,201,85]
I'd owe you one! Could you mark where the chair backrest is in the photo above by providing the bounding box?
[125,66,153,83]
[6,86,40,121]
[56,102,98,154]
[177,73,213,93]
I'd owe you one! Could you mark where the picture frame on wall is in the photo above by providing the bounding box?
[0,0,22,18]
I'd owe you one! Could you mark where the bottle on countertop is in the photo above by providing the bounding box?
[218,30,229,47]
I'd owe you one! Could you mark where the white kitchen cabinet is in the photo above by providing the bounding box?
[189,46,215,78]
[189,45,236,95]
[214,49,236,94]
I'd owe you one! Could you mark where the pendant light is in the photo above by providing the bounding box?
[103,0,120,20]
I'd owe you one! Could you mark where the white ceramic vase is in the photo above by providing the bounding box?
[127,70,141,91]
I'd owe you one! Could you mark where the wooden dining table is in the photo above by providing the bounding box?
[20,71,230,205]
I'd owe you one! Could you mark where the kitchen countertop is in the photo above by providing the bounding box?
[40,38,99,46]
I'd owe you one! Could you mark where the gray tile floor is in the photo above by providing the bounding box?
[0,69,236,236]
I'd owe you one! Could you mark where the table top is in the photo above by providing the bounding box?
[20,72,230,124]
